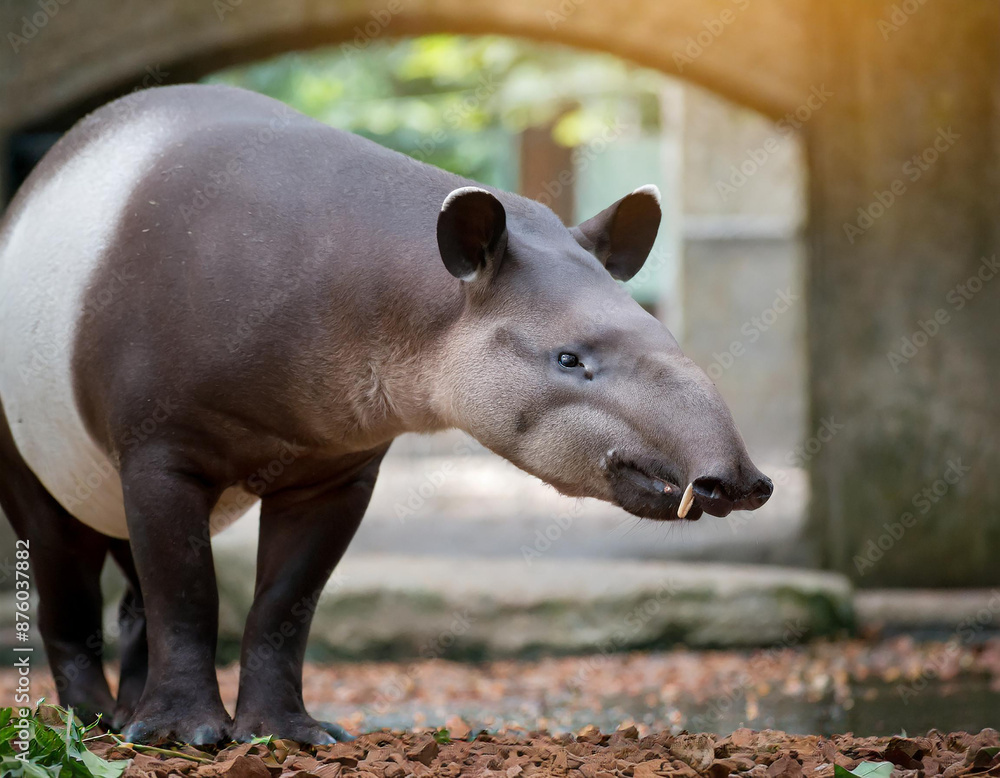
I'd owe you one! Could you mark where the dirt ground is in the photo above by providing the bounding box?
[3,637,999,776]
[89,725,1000,778]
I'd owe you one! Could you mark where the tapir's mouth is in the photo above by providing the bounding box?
[599,450,703,522]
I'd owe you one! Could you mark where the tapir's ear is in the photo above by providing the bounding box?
[570,185,661,281]
[437,186,508,282]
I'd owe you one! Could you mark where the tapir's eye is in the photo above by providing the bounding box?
[558,353,580,369]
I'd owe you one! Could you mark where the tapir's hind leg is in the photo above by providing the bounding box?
[0,402,115,724]
[117,448,232,746]
[232,453,385,744]
[108,540,148,729]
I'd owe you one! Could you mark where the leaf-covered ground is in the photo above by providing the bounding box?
[4,636,998,736]
[87,725,1000,778]
[3,637,998,776]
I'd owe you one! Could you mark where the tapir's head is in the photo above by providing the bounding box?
[434,185,772,521]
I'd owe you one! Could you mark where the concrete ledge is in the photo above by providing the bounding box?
[212,555,854,660]
[855,589,1000,638]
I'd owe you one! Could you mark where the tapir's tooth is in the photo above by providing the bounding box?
[677,483,695,518]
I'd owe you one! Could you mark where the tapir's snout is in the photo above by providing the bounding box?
[601,448,773,523]
[688,470,773,518]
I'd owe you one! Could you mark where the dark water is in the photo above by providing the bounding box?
[680,676,999,736]
[329,676,999,737]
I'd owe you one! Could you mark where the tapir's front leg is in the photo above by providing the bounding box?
[118,451,232,745]
[232,454,384,744]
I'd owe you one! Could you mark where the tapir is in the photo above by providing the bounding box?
[0,84,772,745]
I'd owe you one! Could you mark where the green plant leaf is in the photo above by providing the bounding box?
[79,748,128,778]
[433,728,452,745]
[0,705,131,778]
[1,756,60,778]
[835,762,895,778]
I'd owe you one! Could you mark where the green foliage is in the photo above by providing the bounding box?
[834,762,895,778]
[204,34,666,186]
[0,704,128,778]
[432,727,452,745]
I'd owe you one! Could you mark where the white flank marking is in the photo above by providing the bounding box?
[0,113,258,538]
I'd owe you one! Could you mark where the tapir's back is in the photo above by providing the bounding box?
[0,84,466,537]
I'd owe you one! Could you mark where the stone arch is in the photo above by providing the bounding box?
[0,0,810,131]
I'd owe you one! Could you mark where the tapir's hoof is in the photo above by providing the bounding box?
[112,707,135,733]
[121,713,232,746]
[320,721,355,742]
[59,686,117,730]
[233,714,354,745]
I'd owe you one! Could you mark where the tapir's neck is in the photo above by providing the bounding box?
[323,274,466,447]
[351,344,452,438]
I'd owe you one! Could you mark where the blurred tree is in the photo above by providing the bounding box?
[204,35,665,187]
